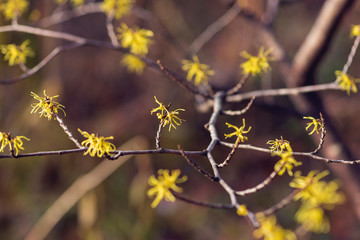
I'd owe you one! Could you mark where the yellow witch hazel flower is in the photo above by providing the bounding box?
[253,214,297,240]
[0,131,30,156]
[273,145,301,176]
[102,0,134,19]
[224,119,251,144]
[78,129,116,157]
[290,170,345,233]
[236,204,248,216]
[303,116,323,135]
[30,90,66,120]
[147,169,187,208]
[335,70,359,95]
[0,0,28,19]
[240,46,273,76]
[267,137,290,153]
[0,40,34,66]
[182,55,215,86]
[117,23,154,56]
[350,24,360,38]
[151,96,185,131]
[121,53,146,75]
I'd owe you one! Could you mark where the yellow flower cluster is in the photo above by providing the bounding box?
[78,129,116,157]
[273,144,302,176]
[0,131,30,156]
[54,0,85,7]
[102,0,134,19]
[0,40,34,66]
[253,214,296,240]
[290,170,345,233]
[303,116,323,135]
[240,46,273,76]
[182,55,215,86]
[335,70,359,95]
[151,96,185,131]
[267,137,290,153]
[224,119,251,144]
[0,0,28,19]
[30,90,66,120]
[117,23,153,74]
[147,169,187,208]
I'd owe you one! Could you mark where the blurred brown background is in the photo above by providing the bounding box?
[0,0,360,239]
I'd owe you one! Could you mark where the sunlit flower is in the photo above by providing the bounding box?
[236,204,248,216]
[273,146,302,176]
[30,90,66,120]
[182,55,215,85]
[267,137,290,153]
[290,170,345,233]
[0,40,34,66]
[147,169,187,208]
[224,119,251,144]
[335,70,359,95]
[253,214,297,240]
[121,53,146,74]
[0,0,28,19]
[151,96,185,131]
[117,23,154,56]
[350,24,360,38]
[78,129,116,157]
[303,116,323,135]
[102,0,134,19]
[240,46,273,76]
[0,131,30,156]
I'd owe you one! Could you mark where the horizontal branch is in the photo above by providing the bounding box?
[0,148,206,159]
[225,82,340,102]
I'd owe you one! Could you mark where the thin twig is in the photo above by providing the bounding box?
[0,43,83,85]
[173,191,234,209]
[55,115,82,148]
[178,146,218,182]
[222,96,255,116]
[217,139,240,168]
[260,189,300,216]
[226,73,249,95]
[311,112,326,154]
[105,13,119,47]
[155,121,164,149]
[187,2,241,56]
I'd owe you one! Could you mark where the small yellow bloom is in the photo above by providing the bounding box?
[236,204,248,216]
[0,0,28,19]
[117,24,154,56]
[0,131,30,156]
[30,90,66,120]
[147,169,187,208]
[102,0,134,19]
[303,116,323,135]
[273,146,302,176]
[151,96,185,131]
[267,137,290,153]
[78,129,116,157]
[253,214,297,240]
[181,55,215,86]
[121,53,146,74]
[335,70,359,95]
[224,119,251,143]
[0,40,34,66]
[240,46,273,76]
[350,24,360,38]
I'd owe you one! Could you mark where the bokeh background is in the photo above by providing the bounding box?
[0,0,360,239]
